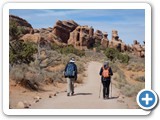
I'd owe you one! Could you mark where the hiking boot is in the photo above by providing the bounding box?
[71,92,74,96]
[106,95,109,99]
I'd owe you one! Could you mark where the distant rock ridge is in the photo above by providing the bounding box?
[9,14,145,58]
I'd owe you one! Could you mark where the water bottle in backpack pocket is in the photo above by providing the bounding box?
[65,63,75,77]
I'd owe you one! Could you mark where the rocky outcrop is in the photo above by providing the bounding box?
[101,32,109,48]
[20,33,41,43]
[68,26,95,50]
[52,20,78,44]
[109,30,127,52]
[132,40,145,57]
[94,30,103,41]
[10,14,145,58]
[9,15,33,34]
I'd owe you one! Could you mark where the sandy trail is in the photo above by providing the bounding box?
[30,61,129,109]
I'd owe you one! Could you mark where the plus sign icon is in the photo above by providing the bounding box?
[137,89,158,110]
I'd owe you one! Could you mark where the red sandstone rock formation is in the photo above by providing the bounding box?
[9,14,145,58]
[9,15,33,34]
[132,40,145,57]
[101,32,109,48]
[68,26,95,50]
[52,20,78,44]
[109,30,127,52]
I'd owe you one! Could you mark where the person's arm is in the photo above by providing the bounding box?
[64,64,68,76]
[109,67,113,76]
[99,67,103,76]
[74,64,78,80]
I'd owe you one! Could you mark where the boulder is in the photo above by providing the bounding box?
[20,33,41,43]
[16,101,25,109]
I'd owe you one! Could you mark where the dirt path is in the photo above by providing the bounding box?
[29,61,131,109]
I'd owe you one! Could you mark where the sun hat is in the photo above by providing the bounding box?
[69,57,75,63]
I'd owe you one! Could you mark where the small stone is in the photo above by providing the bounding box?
[16,101,25,109]
[35,100,39,103]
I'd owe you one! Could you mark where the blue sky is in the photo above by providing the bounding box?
[9,9,145,45]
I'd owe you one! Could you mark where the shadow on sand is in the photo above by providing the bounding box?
[108,96,119,100]
[74,93,92,96]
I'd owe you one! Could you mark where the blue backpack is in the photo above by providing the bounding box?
[65,63,75,77]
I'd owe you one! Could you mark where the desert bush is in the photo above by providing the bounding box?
[76,61,86,74]
[110,62,119,73]
[51,42,61,51]
[104,48,129,63]
[60,45,85,57]
[122,83,144,97]
[51,43,85,57]
[104,48,119,61]
[9,20,25,41]
[117,53,130,63]
[10,41,37,65]
[122,84,136,97]
[10,64,29,81]
[114,67,128,89]
[10,67,25,83]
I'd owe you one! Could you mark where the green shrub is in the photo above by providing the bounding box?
[104,48,129,63]
[51,44,85,57]
[10,41,37,65]
[104,48,119,61]
[60,45,85,57]
[117,53,130,63]
[51,43,61,51]
[9,20,25,40]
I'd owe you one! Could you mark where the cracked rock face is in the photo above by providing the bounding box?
[52,20,78,44]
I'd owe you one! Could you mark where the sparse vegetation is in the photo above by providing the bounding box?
[104,48,130,63]
[135,76,145,82]
[10,41,37,65]
[111,60,145,97]
[9,20,25,41]
[122,83,144,97]
[51,43,85,57]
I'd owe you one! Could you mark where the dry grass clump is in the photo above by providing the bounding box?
[122,83,144,97]
[134,76,145,82]
[112,63,145,97]
[127,54,145,72]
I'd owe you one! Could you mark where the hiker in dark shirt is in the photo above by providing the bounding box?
[99,61,113,99]
[64,58,77,96]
